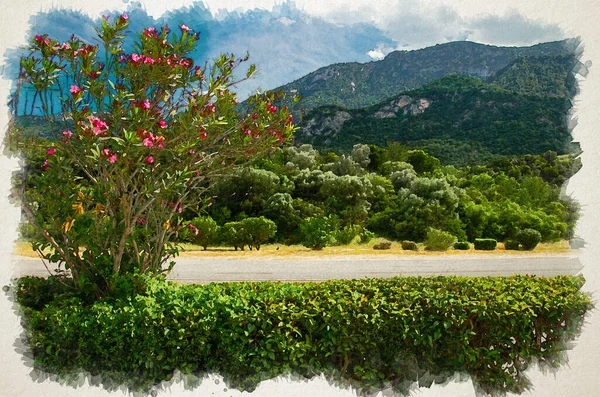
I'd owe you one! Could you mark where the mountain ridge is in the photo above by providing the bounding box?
[261,39,580,116]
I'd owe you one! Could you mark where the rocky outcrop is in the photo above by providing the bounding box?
[374,96,432,118]
[302,110,351,138]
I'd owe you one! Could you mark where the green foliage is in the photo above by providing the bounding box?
[239,217,277,250]
[401,240,419,251]
[453,241,470,250]
[220,222,249,251]
[211,168,293,221]
[491,55,579,98]
[504,239,521,251]
[407,150,441,174]
[474,238,498,251]
[358,229,375,244]
[516,228,542,250]
[16,275,592,395]
[300,217,334,250]
[334,225,361,245]
[185,217,219,250]
[425,229,456,251]
[286,144,319,170]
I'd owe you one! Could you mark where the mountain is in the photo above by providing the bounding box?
[490,55,579,98]
[296,74,574,165]
[266,39,578,116]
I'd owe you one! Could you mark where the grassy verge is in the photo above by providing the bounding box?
[13,239,572,258]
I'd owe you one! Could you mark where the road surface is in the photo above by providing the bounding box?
[11,253,583,284]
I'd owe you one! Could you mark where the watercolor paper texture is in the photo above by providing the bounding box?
[1,1,599,396]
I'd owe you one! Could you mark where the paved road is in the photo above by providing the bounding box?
[12,253,583,283]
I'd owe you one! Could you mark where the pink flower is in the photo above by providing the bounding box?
[62,130,73,138]
[146,156,154,164]
[142,99,151,109]
[158,120,167,128]
[143,56,155,65]
[131,53,142,63]
[200,132,207,140]
[188,224,199,236]
[121,13,129,21]
[179,59,192,68]
[90,117,109,136]
[42,159,49,171]
[109,154,117,163]
[61,42,70,50]
[46,147,56,155]
[102,148,111,157]
[70,85,81,95]
[142,138,153,147]
[143,27,157,38]
[179,24,191,32]
[34,35,44,43]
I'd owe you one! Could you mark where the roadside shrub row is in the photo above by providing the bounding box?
[15,275,592,396]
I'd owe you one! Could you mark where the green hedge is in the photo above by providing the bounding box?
[474,238,497,250]
[453,241,470,250]
[14,275,592,396]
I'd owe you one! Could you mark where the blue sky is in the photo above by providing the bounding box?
[4,0,566,99]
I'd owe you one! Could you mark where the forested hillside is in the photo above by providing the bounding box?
[296,74,575,165]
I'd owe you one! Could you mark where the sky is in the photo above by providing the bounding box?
[2,0,569,100]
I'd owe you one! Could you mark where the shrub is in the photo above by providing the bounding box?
[10,16,295,297]
[474,238,497,250]
[240,217,277,250]
[15,275,593,396]
[425,229,456,251]
[516,228,542,250]
[185,216,219,250]
[453,241,470,250]
[373,240,392,250]
[220,222,248,251]
[300,217,334,250]
[504,239,521,250]
[401,240,419,251]
[334,225,361,245]
[358,229,375,244]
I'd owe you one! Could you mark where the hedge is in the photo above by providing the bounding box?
[13,275,592,396]
[474,238,497,250]
[453,241,470,250]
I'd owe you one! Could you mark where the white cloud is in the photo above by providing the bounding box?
[367,42,394,60]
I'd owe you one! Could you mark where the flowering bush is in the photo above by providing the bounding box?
[10,15,296,297]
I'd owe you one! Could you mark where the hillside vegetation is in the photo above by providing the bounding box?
[296,74,575,165]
